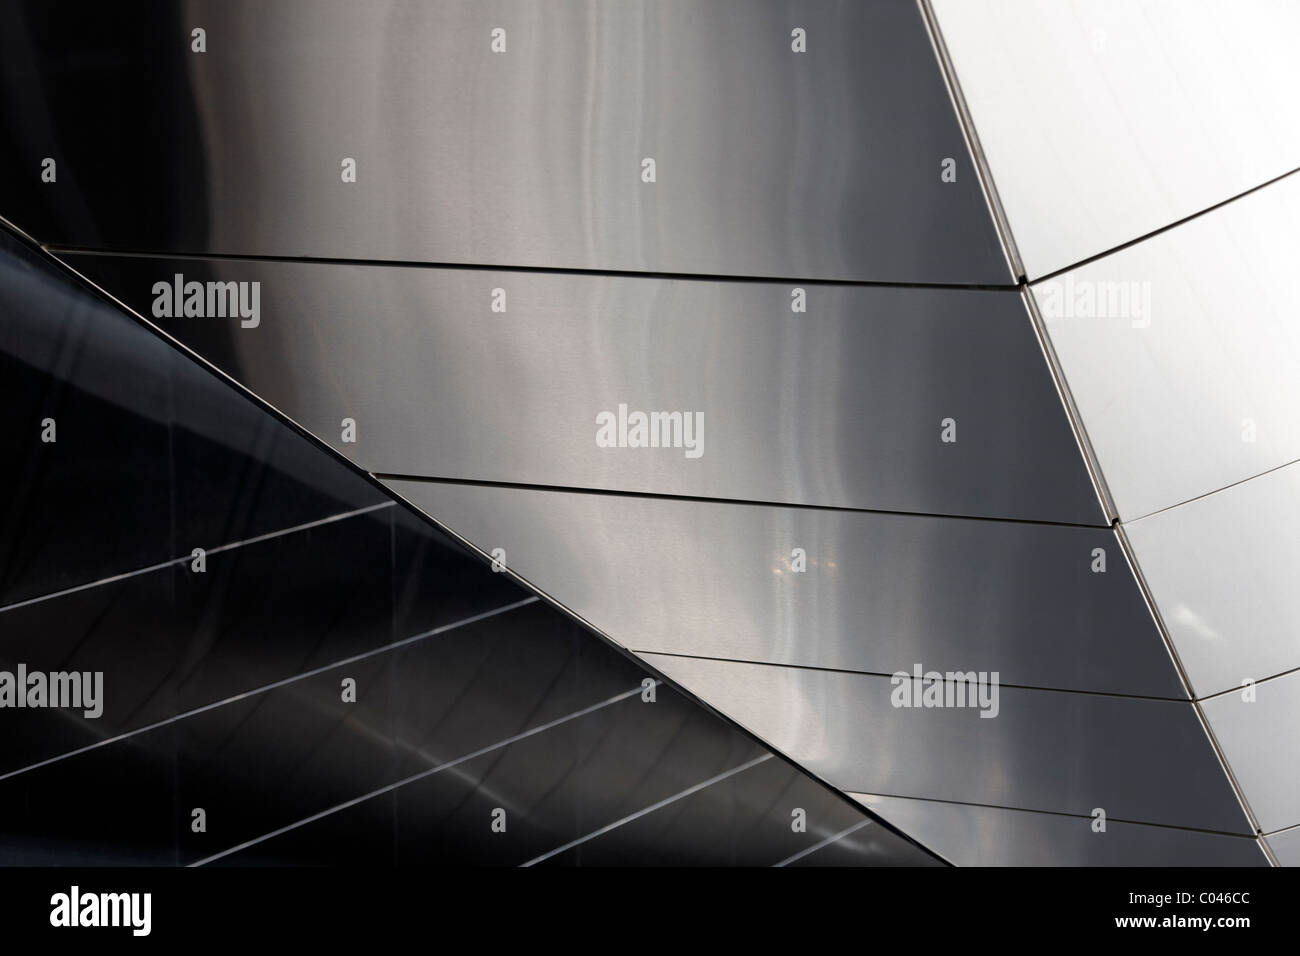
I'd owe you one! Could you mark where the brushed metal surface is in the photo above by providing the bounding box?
[388,479,1183,698]
[851,792,1269,866]
[931,0,1300,279]
[1202,669,1300,834]
[1033,172,1300,521]
[61,253,1106,524]
[1125,462,1300,699]
[641,653,1251,833]
[1,225,934,866]
[2,0,1010,284]
[0,224,384,608]
[1265,827,1300,867]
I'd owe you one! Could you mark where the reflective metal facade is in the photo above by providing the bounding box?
[639,653,1247,834]
[1125,462,1300,699]
[0,228,930,867]
[386,480,1179,698]
[1266,827,1300,868]
[930,0,1300,280]
[1,0,1296,867]
[60,254,1105,525]
[1032,173,1300,523]
[943,1,1300,862]
[1202,669,1300,837]
[1,0,1010,284]
[852,792,1269,868]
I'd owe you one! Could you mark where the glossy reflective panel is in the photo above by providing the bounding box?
[528,757,939,868]
[0,569,177,776]
[1034,172,1300,521]
[0,228,927,866]
[1125,462,1300,698]
[172,506,396,713]
[852,792,1268,867]
[0,0,1009,284]
[1265,827,1300,868]
[778,818,934,868]
[3,591,936,867]
[1202,669,1300,834]
[390,479,1181,697]
[0,222,389,773]
[931,0,1300,279]
[0,235,382,607]
[0,506,410,776]
[215,683,938,867]
[642,653,1251,833]
[0,283,169,598]
[62,254,1105,525]
[177,600,700,866]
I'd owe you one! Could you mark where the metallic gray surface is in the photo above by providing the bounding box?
[931,0,1300,279]
[850,792,1269,867]
[7,0,1296,871]
[17,0,1010,284]
[1033,172,1300,522]
[1265,827,1300,867]
[641,653,1251,833]
[1125,462,1300,699]
[61,254,1106,524]
[1202,669,1300,834]
[388,479,1183,698]
[0,226,933,868]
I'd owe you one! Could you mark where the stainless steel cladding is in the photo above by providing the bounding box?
[3,0,1010,284]
[61,254,1106,524]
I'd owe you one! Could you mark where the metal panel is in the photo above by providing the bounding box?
[1,0,1010,284]
[1202,669,1300,834]
[641,653,1251,833]
[851,792,1268,866]
[4,597,935,866]
[388,479,1183,698]
[1,227,925,867]
[1265,827,1300,867]
[1125,462,1300,699]
[931,0,1300,279]
[0,228,385,606]
[1032,173,1300,521]
[60,253,1106,524]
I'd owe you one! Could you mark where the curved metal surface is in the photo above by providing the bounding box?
[1033,172,1300,522]
[1202,669,1300,835]
[5,0,1293,869]
[0,229,384,609]
[1,0,1009,284]
[61,252,1105,524]
[852,792,1269,867]
[641,652,1252,834]
[388,479,1183,698]
[931,0,1300,278]
[0,225,930,867]
[1265,827,1300,867]
[1125,461,1300,699]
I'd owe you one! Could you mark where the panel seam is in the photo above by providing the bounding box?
[1019,288,1119,522]
[851,790,1262,841]
[916,0,1025,282]
[1114,522,1268,851]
